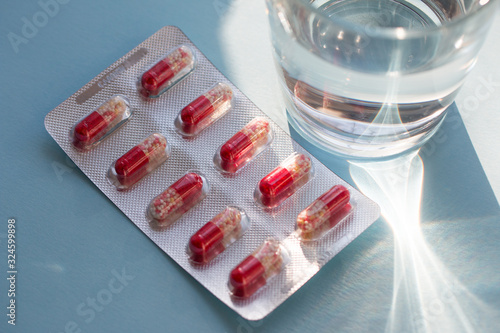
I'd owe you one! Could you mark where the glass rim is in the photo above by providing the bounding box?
[289,0,499,39]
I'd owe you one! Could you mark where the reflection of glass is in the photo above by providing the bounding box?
[349,151,499,332]
[266,0,499,158]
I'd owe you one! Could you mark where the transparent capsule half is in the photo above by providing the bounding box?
[175,83,234,137]
[296,185,354,241]
[214,117,274,174]
[107,133,170,190]
[254,152,314,209]
[229,238,289,298]
[187,206,250,264]
[70,95,132,151]
[147,171,210,228]
[139,45,196,98]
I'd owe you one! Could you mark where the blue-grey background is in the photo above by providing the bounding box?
[1,1,499,332]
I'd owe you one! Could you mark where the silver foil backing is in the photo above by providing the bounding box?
[44,26,380,320]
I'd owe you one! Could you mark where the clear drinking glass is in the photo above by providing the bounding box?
[265,0,499,158]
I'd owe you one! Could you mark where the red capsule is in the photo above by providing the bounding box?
[190,222,225,263]
[188,206,249,264]
[229,239,285,298]
[175,83,233,136]
[107,133,170,190]
[73,112,107,148]
[148,172,209,227]
[256,153,313,208]
[296,185,352,240]
[140,45,195,98]
[216,118,272,173]
[71,95,131,151]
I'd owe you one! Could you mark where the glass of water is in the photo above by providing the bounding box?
[266,0,499,158]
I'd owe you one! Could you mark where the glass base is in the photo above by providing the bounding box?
[286,106,447,160]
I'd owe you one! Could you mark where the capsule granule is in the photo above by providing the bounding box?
[229,238,286,298]
[139,45,195,98]
[296,185,352,240]
[214,117,273,173]
[175,83,233,136]
[71,95,131,151]
[107,133,170,190]
[188,206,250,264]
[255,153,313,208]
[147,171,209,227]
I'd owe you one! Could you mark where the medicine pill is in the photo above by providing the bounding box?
[107,133,170,190]
[187,206,250,264]
[175,83,233,137]
[229,238,288,298]
[214,117,273,173]
[254,153,314,208]
[139,45,195,98]
[296,185,352,240]
[147,171,209,227]
[71,95,131,151]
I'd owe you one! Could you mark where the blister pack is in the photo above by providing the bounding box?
[44,26,380,320]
